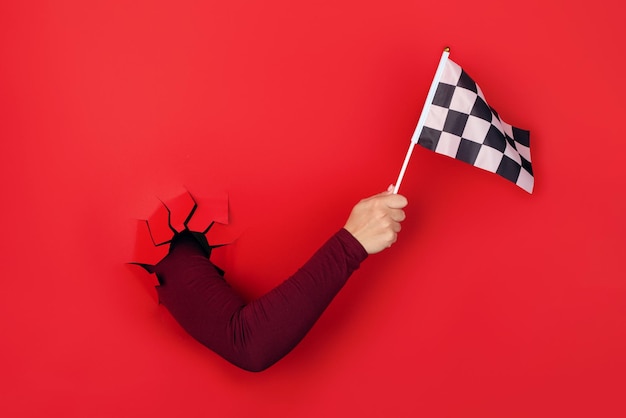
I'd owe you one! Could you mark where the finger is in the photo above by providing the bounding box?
[389,209,406,222]
[387,232,398,247]
[381,194,408,209]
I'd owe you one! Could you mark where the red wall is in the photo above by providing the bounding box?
[1,1,624,417]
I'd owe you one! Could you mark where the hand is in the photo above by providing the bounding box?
[344,185,408,254]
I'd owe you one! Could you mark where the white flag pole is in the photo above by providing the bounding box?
[393,47,450,194]
[393,142,415,194]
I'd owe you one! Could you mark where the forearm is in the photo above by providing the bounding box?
[227,228,368,371]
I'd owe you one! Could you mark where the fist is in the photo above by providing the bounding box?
[344,186,408,254]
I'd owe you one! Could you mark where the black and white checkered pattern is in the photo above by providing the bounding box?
[417,59,534,193]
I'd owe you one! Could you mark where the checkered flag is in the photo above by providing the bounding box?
[394,48,534,194]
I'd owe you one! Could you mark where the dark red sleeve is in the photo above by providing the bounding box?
[152,228,368,372]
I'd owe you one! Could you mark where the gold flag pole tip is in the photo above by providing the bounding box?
[444,46,450,52]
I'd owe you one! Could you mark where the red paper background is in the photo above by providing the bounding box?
[1,1,624,417]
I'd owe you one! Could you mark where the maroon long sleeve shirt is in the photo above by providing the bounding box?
[151,228,368,372]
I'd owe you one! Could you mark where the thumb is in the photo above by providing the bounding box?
[375,184,394,196]
[369,185,402,200]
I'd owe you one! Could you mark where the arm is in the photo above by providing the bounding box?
[152,187,408,371]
